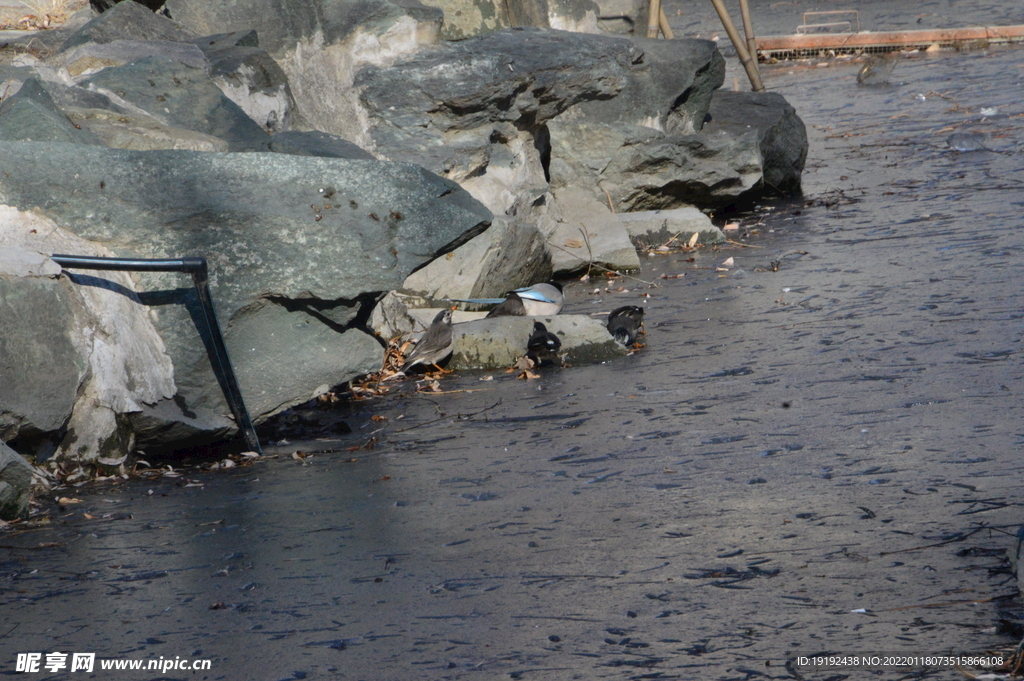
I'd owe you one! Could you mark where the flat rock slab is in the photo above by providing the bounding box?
[449,314,626,370]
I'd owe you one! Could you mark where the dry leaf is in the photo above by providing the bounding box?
[84,513,97,520]
[57,497,82,505]
[687,232,699,247]
[371,415,388,422]
[564,239,584,248]
[721,257,734,267]
[723,222,739,231]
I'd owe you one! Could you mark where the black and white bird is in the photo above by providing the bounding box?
[607,305,645,347]
[526,321,561,366]
[401,308,455,373]
[453,283,564,317]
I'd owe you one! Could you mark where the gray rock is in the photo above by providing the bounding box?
[403,216,552,306]
[197,43,297,132]
[550,95,806,211]
[574,37,724,133]
[165,0,443,57]
[269,130,375,160]
[224,298,384,419]
[532,187,640,275]
[61,0,197,52]
[701,89,807,197]
[418,0,510,40]
[449,313,625,370]
[0,206,177,466]
[595,0,646,34]
[56,39,211,79]
[0,142,491,441]
[617,206,724,249]
[191,30,260,52]
[80,56,271,151]
[0,441,33,521]
[0,78,105,145]
[65,107,231,151]
[356,28,636,213]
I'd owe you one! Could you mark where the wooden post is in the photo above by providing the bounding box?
[708,0,765,92]
[647,0,662,38]
[659,7,675,39]
[737,0,758,64]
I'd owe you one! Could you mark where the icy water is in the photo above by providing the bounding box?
[5,48,1024,681]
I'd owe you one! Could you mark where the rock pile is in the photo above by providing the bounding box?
[0,0,807,491]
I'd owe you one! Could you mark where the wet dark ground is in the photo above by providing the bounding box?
[6,23,1024,681]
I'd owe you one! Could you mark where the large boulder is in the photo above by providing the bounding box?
[0,142,491,462]
[0,207,177,468]
[701,89,808,197]
[550,85,808,211]
[355,28,639,214]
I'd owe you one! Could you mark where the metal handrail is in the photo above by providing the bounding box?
[51,254,262,455]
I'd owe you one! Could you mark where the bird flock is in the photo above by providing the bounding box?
[399,282,645,377]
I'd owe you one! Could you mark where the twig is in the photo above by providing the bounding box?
[880,593,1015,612]
[726,239,764,249]
[578,226,594,281]
[602,188,616,213]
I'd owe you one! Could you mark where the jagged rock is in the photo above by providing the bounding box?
[62,0,197,52]
[269,130,375,159]
[549,84,807,211]
[79,56,271,151]
[55,39,210,78]
[448,314,625,370]
[0,442,33,520]
[192,36,298,132]
[617,206,723,249]
[0,142,491,456]
[355,28,637,214]
[402,216,552,306]
[532,187,640,274]
[0,78,105,145]
[0,207,177,466]
[701,89,807,196]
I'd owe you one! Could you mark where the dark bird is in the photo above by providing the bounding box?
[607,305,645,347]
[526,321,561,366]
[401,308,454,373]
[485,291,526,318]
[454,282,564,317]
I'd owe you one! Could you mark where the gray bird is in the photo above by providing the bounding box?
[607,305,644,347]
[453,282,564,317]
[857,53,898,85]
[401,308,454,373]
[526,321,561,366]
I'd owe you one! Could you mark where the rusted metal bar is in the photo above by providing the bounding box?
[756,24,1024,57]
[708,0,765,91]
